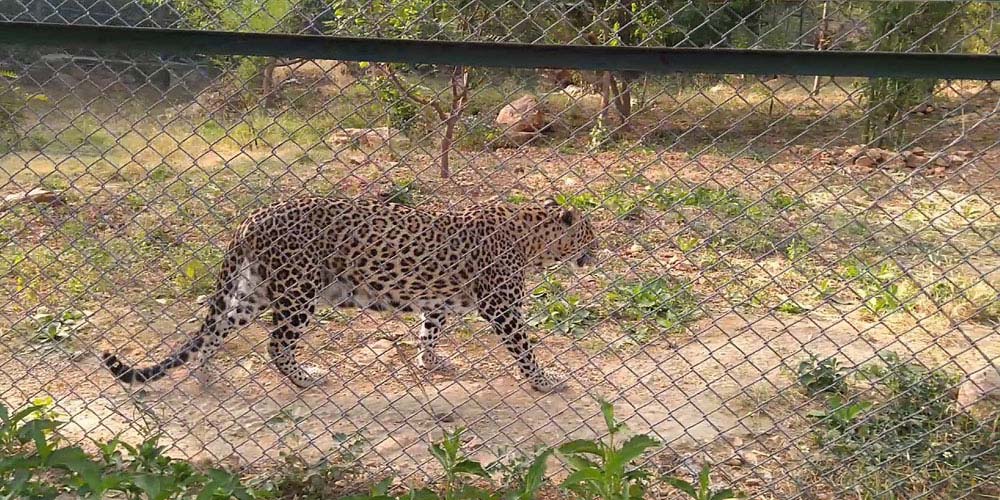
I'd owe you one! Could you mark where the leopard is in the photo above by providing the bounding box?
[102,195,598,392]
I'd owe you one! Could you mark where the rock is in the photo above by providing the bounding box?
[843,145,864,160]
[946,154,966,166]
[957,366,1000,411]
[562,84,589,98]
[903,151,924,168]
[884,156,905,170]
[956,150,975,159]
[868,148,894,163]
[495,95,549,145]
[3,189,65,208]
[911,146,926,155]
[934,155,951,167]
[854,155,876,168]
[328,127,410,150]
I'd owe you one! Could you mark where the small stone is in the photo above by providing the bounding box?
[854,155,876,168]
[934,156,951,167]
[884,156,905,170]
[3,189,64,208]
[956,149,974,159]
[369,339,394,354]
[843,145,863,159]
[957,366,1000,410]
[870,148,895,163]
[931,166,947,176]
[904,152,924,169]
[911,146,926,155]
[496,95,549,145]
[946,154,965,166]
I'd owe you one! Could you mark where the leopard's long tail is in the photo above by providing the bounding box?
[102,250,262,384]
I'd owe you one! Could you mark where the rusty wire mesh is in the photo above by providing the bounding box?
[2,0,1000,498]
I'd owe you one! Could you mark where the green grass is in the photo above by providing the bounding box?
[606,277,700,334]
[802,352,1000,498]
[0,398,740,500]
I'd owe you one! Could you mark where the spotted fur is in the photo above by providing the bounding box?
[103,196,597,392]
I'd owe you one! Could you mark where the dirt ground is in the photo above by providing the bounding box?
[1,293,998,493]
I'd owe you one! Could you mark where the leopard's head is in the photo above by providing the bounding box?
[528,198,598,268]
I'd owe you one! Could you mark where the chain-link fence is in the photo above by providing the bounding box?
[2,1,1000,498]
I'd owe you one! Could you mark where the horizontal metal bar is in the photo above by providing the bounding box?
[2,22,1000,79]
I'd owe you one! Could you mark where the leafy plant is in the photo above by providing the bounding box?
[602,191,642,220]
[606,277,699,333]
[663,463,744,500]
[649,184,755,218]
[554,192,601,211]
[806,352,1000,497]
[557,400,658,500]
[0,400,258,500]
[25,308,91,344]
[488,445,552,500]
[861,2,962,147]
[797,354,846,395]
[1,69,47,150]
[589,115,613,151]
[382,178,421,206]
[375,76,422,131]
[429,428,492,500]
[529,292,595,337]
[808,395,872,433]
[841,261,912,317]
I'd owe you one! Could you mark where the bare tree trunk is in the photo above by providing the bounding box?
[261,58,279,108]
[600,71,613,122]
[811,0,831,95]
[379,64,469,178]
[438,66,470,178]
[609,73,633,129]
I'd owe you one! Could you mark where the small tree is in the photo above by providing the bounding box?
[329,0,495,177]
[0,70,46,151]
[861,2,964,147]
[144,0,309,109]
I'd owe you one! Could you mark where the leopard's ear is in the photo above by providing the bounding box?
[543,197,560,208]
[560,207,575,226]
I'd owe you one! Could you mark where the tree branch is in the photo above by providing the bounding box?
[380,64,446,120]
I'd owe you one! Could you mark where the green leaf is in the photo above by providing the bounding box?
[429,442,449,468]
[561,454,599,472]
[406,488,440,500]
[133,473,175,500]
[46,447,103,494]
[522,448,553,489]
[452,459,491,479]
[557,439,603,456]
[699,464,710,498]
[663,476,698,498]
[600,400,618,433]
[710,488,744,500]
[609,434,659,470]
[560,467,604,488]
